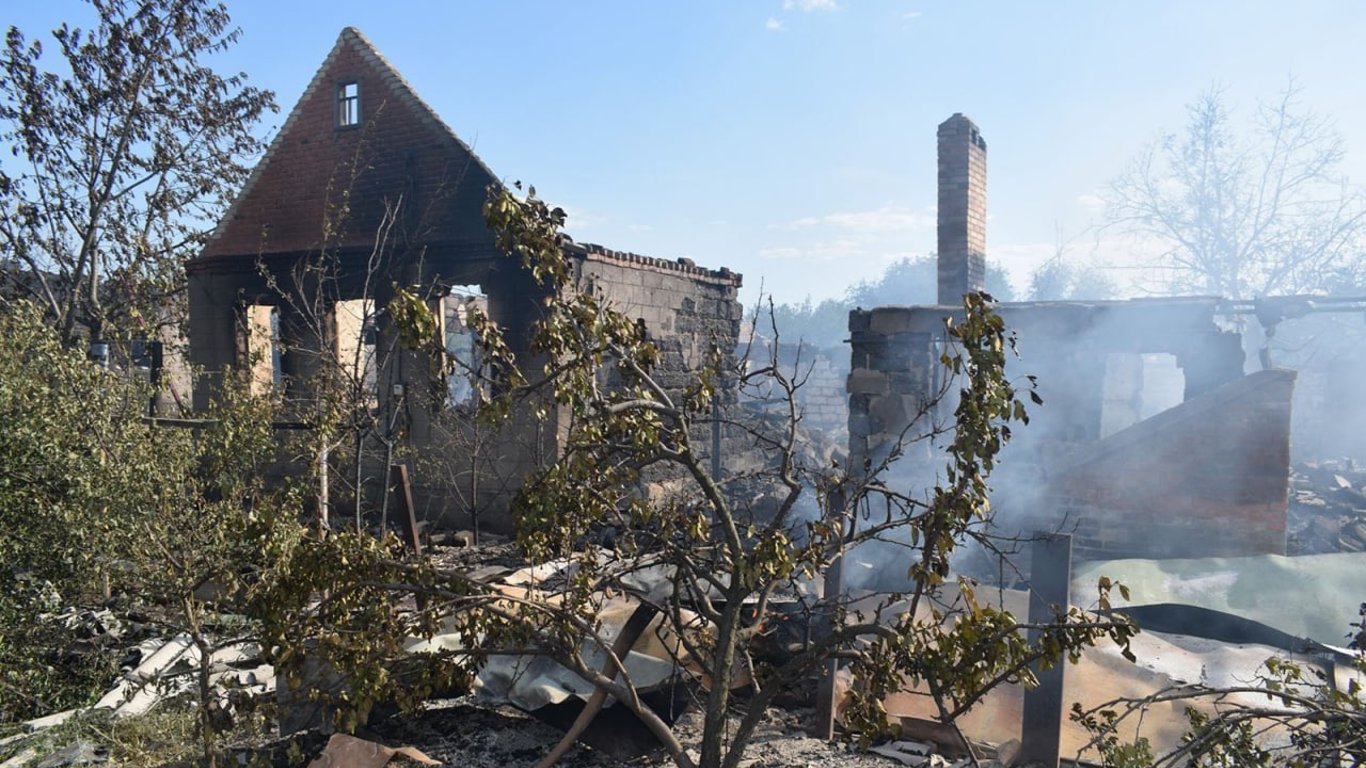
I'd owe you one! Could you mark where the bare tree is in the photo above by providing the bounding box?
[1028,228,1117,301]
[1107,81,1366,299]
[454,186,1138,768]
[0,0,276,345]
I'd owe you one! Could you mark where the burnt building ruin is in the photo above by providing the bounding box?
[186,28,742,531]
[848,114,1297,561]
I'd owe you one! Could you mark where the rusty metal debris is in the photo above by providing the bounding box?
[305,734,438,768]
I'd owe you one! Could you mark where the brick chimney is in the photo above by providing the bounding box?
[937,113,987,305]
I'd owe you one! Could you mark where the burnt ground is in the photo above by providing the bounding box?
[379,539,961,767]
[362,696,899,768]
[1287,458,1366,554]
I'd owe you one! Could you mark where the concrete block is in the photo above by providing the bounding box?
[868,309,912,335]
[847,368,889,396]
[869,394,908,431]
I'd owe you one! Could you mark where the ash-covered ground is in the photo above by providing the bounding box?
[363,696,907,768]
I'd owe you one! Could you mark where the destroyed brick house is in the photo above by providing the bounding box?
[184,19,1348,562]
[186,27,743,530]
[12,28,1363,768]
[849,113,1304,563]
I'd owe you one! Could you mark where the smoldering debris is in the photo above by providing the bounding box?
[1288,458,1366,554]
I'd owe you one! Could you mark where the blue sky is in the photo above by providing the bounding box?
[9,1,1366,306]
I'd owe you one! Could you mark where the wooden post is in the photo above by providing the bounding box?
[389,463,422,557]
[1019,532,1073,768]
[534,604,659,768]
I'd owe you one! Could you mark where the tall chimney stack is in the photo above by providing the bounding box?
[937,113,987,305]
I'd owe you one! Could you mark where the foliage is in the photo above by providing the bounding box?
[0,301,303,766]
[0,580,121,725]
[0,301,168,724]
[1027,255,1117,301]
[1072,604,1366,767]
[771,255,1017,349]
[768,296,854,349]
[0,705,274,768]
[849,254,1017,307]
[0,0,276,344]
[252,530,471,729]
[1107,81,1366,299]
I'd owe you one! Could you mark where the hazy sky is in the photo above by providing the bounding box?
[10,1,1366,306]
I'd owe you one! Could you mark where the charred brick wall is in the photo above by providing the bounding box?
[847,300,1288,562]
[1050,370,1295,560]
[847,307,940,474]
[188,26,749,533]
[574,245,747,483]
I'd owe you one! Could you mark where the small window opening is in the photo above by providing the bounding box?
[1138,353,1184,419]
[245,305,283,395]
[444,286,488,407]
[338,81,360,127]
[1100,352,1184,437]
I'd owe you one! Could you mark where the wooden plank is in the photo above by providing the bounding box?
[390,463,422,557]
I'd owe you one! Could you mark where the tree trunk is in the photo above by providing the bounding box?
[699,600,743,768]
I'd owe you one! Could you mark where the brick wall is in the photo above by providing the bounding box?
[743,341,849,442]
[576,245,742,394]
[794,348,849,439]
[573,244,748,489]
[200,27,497,261]
[1049,370,1295,560]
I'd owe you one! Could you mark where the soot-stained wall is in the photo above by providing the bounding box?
[847,299,1292,561]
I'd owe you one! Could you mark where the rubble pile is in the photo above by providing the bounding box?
[1287,459,1366,555]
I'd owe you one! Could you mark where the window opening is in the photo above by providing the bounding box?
[245,305,283,395]
[338,81,360,127]
[1100,352,1183,437]
[334,299,378,403]
[1138,353,1184,419]
[444,286,488,407]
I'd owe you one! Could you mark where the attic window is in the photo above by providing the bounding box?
[338,81,360,127]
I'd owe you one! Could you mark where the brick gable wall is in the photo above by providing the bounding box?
[200,29,496,260]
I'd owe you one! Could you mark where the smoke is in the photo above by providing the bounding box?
[1256,309,1366,462]
[837,296,1366,591]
